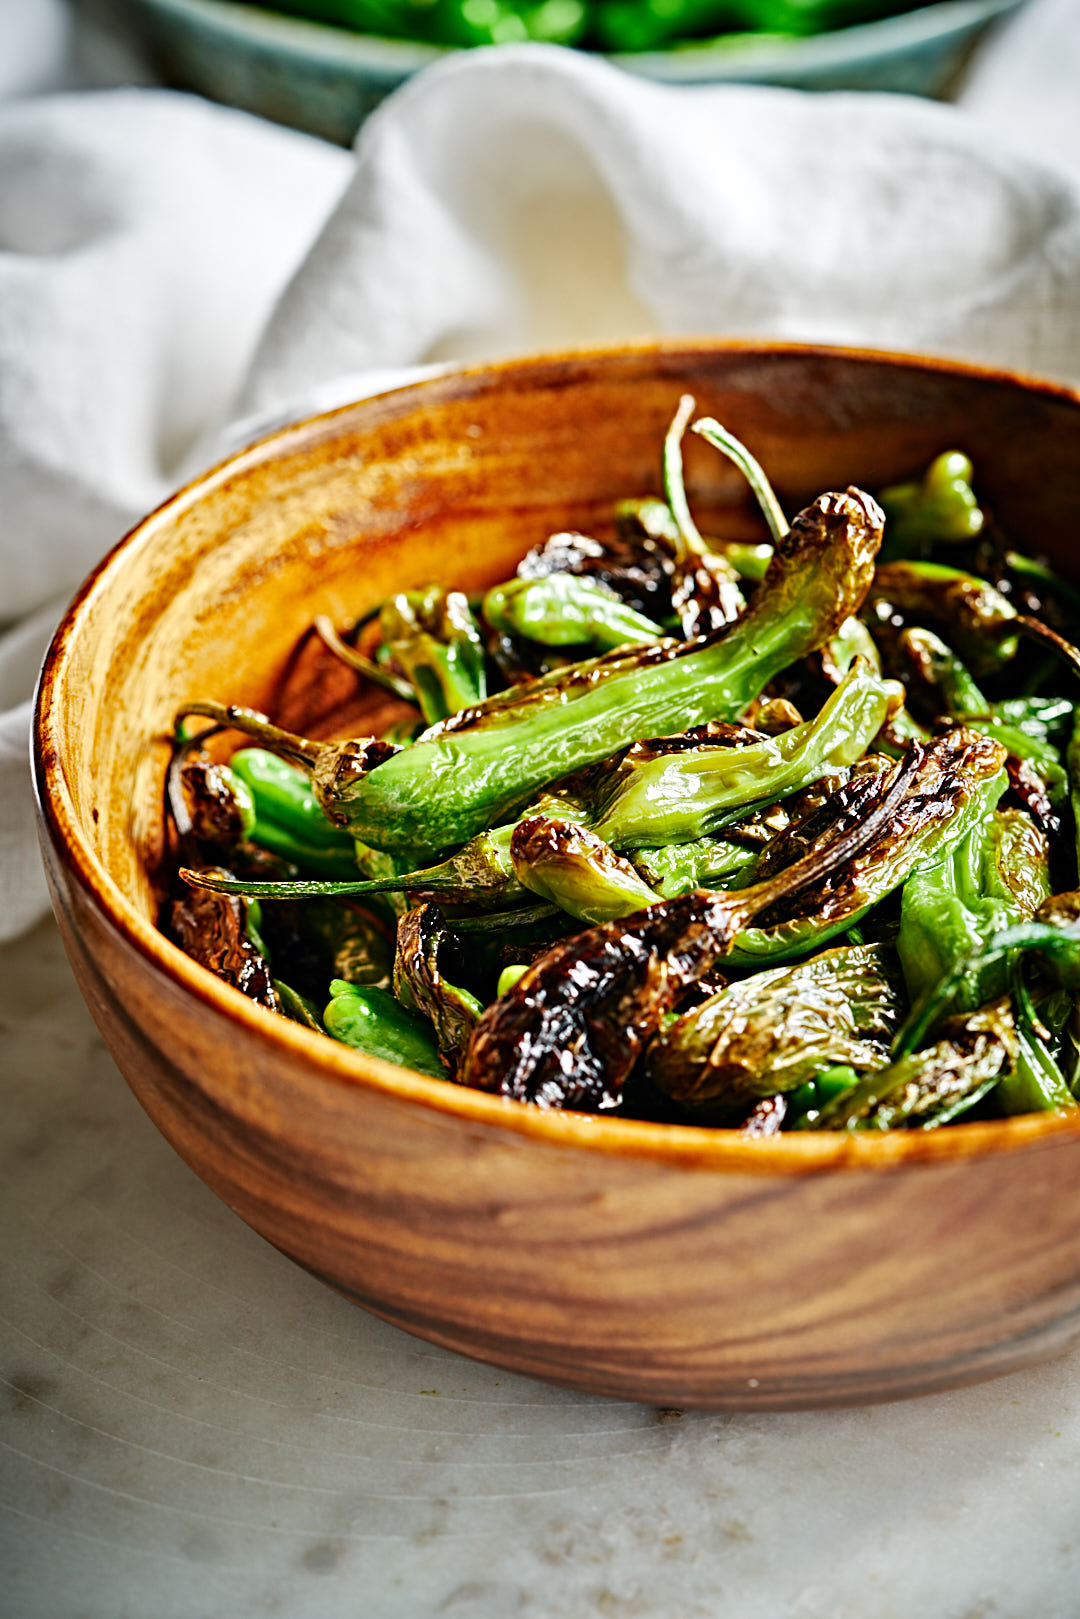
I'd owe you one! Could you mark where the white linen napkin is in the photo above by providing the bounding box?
[3,36,1080,940]
[962,0,1080,181]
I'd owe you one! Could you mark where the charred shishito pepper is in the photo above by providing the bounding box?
[393,903,483,1076]
[808,1001,1018,1131]
[726,727,1008,965]
[165,408,1080,1131]
[460,752,916,1110]
[509,815,661,923]
[647,942,903,1119]
[167,876,280,1010]
[518,524,673,619]
[378,586,488,725]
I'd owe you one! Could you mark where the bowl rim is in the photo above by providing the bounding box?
[135,0,1024,79]
[33,336,1080,1175]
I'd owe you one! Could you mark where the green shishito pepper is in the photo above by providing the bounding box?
[339,485,881,852]
[594,0,737,53]
[866,561,1019,677]
[897,807,1049,1021]
[901,813,1075,1118]
[892,915,1080,1116]
[323,981,444,1075]
[229,748,360,879]
[379,586,487,726]
[230,749,348,846]
[894,629,1068,797]
[483,574,665,651]
[630,835,755,898]
[592,657,900,848]
[185,484,882,858]
[878,450,984,560]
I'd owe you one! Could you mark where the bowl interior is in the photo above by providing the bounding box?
[39,342,1080,1140]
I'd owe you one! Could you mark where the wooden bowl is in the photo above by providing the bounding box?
[34,341,1080,1410]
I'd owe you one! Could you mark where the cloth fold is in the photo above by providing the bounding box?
[243,50,1080,417]
[3,36,1080,939]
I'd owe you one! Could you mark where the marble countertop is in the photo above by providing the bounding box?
[3,918,1080,1618]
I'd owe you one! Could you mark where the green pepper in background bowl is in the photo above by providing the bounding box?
[593,0,741,54]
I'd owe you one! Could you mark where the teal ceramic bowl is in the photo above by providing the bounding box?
[130,0,1023,145]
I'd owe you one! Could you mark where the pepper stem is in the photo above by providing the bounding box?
[1016,615,1080,680]
[167,722,225,842]
[178,860,478,901]
[180,868,380,899]
[178,868,561,933]
[313,615,418,705]
[175,702,321,770]
[663,394,707,560]
[692,418,790,545]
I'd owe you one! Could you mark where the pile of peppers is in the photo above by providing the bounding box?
[266,0,924,53]
[165,401,1080,1134]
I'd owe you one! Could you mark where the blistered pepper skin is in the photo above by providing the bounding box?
[325,488,885,852]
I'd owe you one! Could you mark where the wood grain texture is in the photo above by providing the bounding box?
[33,341,1080,1408]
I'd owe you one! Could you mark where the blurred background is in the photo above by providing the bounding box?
[4,0,1077,152]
